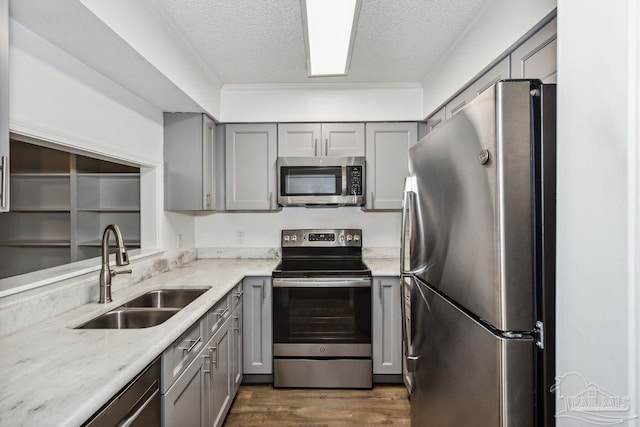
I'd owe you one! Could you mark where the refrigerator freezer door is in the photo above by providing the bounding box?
[410,278,534,427]
[408,80,535,332]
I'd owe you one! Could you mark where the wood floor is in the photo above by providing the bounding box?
[223,384,411,427]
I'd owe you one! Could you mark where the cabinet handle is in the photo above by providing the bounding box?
[232,315,240,331]
[206,193,211,209]
[0,156,8,209]
[234,290,243,300]
[378,280,382,300]
[215,306,229,318]
[314,139,318,156]
[324,139,328,156]
[262,279,266,299]
[370,192,375,209]
[211,344,219,368]
[178,337,202,353]
[203,351,211,375]
[269,192,273,208]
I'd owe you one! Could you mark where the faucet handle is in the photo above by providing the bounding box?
[111,269,132,276]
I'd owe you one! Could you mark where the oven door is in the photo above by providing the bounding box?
[272,278,372,358]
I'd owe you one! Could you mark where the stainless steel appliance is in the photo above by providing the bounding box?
[277,157,365,206]
[272,228,373,388]
[401,80,556,426]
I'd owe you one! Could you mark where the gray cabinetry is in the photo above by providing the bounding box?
[208,316,232,427]
[445,57,510,120]
[511,18,557,83]
[278,123,364,157]
[164,113,221,211]
[277,123,321,157]
[225,124,277,210]
[365,123,417,210]
[425,107,445,136]
[0,0,8,213]
[372,277,402,375]
[243,277,272,376]
[163,350,209,427]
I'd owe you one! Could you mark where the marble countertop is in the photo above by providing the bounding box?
[0,259,278,427]
[0,256,399,426]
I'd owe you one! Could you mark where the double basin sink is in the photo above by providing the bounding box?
[76,288,209,329]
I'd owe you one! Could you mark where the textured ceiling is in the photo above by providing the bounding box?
[157,0,491,84]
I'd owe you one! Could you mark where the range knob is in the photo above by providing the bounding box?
[354,235,360,241]
[339,235,346,243]
[284,235,290,241]
[346,234,353,241]
[291,235,298,241]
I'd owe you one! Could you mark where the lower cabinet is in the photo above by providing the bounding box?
[372,277,402,375]
[242,277,272,376]
[162,283,243,427]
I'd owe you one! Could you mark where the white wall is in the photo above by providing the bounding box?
[195,208,401,251]
[221,83,423,123]
[556,0,639,425]
[80,0,223,120]
[421,0,556,118]
[9,20,195,253]
[9,19,162,166]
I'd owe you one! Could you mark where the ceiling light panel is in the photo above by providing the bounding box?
[302,0,361,77]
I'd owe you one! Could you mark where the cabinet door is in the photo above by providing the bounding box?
[445,57,510,120]
[425,107,445,136]
[365,123,417,210]
[225,124,277,210]
[231,302,243,395]
[0,0,9,213]
[278,124,321,157]
[511,18,557,83]
[209,318,232,427]
[372,277,402,375]
[163,351,208,427]
[242,277,272,375]
[321,123,365,157]
[164,113,218,211]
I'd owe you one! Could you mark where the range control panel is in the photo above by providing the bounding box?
[282,229,362,247]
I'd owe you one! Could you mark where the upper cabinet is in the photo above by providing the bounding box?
[445,57,510,120]
[365,123,417,210]
[164,113,222,211]
[225,124,278,210]
[511,18,557,83]
[427,17,557,128]
[0,0,9,213]
[278,123,364,157]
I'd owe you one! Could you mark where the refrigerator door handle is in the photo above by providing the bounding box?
[400,177,416,276]
[401,277,419,373]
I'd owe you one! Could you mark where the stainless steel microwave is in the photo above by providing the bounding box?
[277,157,365,207]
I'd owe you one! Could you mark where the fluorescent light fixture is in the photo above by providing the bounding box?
[301,0,361,77]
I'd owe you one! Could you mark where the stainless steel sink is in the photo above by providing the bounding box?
[75,288,209,329]
[123,288,208,309]
[76,308,179,329]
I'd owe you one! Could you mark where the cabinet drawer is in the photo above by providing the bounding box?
[207,294,231,339]
[162,319,206,393]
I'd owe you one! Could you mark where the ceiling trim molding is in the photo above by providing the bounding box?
[222,82,423,92]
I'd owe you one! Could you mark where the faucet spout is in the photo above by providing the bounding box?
[99,224,131,303]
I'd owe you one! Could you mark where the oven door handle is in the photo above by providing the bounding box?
[272,278,371,288]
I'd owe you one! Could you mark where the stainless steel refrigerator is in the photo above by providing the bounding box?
[401,80,556,426]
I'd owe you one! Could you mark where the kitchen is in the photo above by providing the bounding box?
[0,0,638,426]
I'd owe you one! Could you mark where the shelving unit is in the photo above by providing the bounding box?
[0,140,140,279]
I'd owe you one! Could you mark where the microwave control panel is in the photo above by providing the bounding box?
[346,166,363,196]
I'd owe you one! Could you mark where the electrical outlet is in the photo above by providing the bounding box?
[236,231,245,245]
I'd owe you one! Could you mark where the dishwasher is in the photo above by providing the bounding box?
[84,357,160,427]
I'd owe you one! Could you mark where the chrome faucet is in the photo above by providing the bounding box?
[99,224,132,303]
